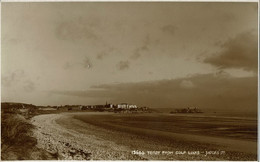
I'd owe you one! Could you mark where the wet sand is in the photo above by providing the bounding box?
[32,112,257,160]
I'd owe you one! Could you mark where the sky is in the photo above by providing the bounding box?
[1,2,258,114]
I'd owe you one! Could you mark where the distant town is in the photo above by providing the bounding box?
[2,102,203,117]
[40,102,150,112]
[1,102,151,116]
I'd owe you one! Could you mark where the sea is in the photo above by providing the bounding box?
[151,108,257,119]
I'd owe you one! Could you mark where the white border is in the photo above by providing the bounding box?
[0,1,259,162]
[0,0,259,2]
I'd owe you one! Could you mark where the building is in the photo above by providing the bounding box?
[129,105,138,109]
[117,103,128,109]
[117,103,138,109]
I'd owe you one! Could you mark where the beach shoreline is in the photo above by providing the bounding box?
[31,112,257,160]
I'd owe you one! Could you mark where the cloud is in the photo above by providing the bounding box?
[63,62,72,70]
[2,70,36,93]
[23,80,35,92]
[63,57,92,70]
[50,74,257,114]
[131,50,141,60]
[51,90,110,98]
[55,20,98,41]
[96,48,114,60]
[131,45,149,60]
[130,35,150,60]
[117,61,130,70]
[161,25,178,35]
[82,57,92,69]
[2,70,25,87]
[180,80,195,89]
[2,37,21,46]
[204,31,258,72]
[96,52,108,60]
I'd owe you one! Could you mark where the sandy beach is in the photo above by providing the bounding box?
[31,112,257,160]
[31,113,144,160]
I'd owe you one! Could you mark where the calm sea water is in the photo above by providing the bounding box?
[152,108,257,119]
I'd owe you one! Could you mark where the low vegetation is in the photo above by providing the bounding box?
[1,103,56,160]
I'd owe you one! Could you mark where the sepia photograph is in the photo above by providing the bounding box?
[1,1,258,161]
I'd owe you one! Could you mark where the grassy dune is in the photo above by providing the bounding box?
[1,113,55,160]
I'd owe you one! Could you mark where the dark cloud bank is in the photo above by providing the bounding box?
[52,73,257,114]
[204,31,258,72]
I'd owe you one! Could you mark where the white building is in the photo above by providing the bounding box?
[117,103,137,109]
